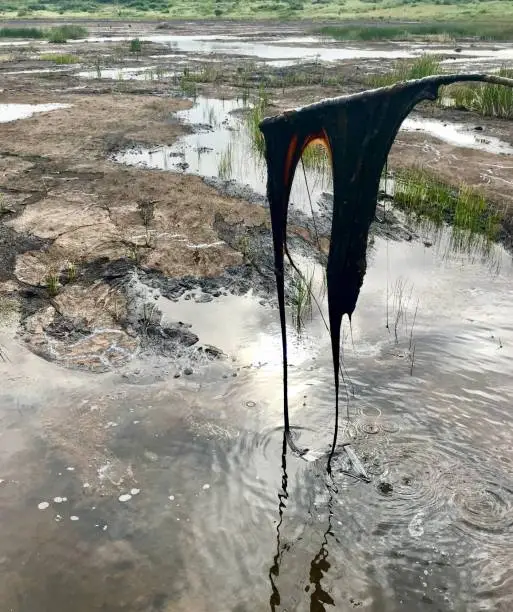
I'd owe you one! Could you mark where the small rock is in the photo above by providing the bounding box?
[70,516,79,521]
[184,367,193,376]
[378,482,393,495]
[202,344,223,359]
[118,493,132,502]
[38,502,50,510]
[202,484,210,490]
[474,126,483,131]
[130,488,140,496]
[173,373,181,378]
[195,293,213,303]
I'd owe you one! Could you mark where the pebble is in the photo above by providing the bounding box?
[168,495,175,501]
[130,488,140,496]
[118,493,132,502]
[70,516,79,521]
[38,502,49,510]
[184,367,193,376]
[202,484,210,490]
[53,497,67,504]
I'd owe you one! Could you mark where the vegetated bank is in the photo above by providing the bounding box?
[0,24,87,42]
[1,0,512,22]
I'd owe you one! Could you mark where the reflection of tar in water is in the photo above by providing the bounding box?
[269,433,336,611]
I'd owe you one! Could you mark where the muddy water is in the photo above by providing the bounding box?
[82,33,513,69]
[0,102,71,122]
[402,116,513,155]
[115,96,513,217]
[112,92,513,610]
[1,216,512,610]
[2,48,513,612]
[114,96,332,215]
[86,34,416,62]
[77,65,176,80]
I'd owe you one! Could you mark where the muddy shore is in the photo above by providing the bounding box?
[1,19,512,368]
[0,20,512,612]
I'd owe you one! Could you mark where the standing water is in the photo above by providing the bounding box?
[1,91,512,610]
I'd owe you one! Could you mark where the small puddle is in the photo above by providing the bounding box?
[0,103,71,123]
[76,65,176,80]
[402,116,513,155]
[2,67,76,76]
[114,95,332,214]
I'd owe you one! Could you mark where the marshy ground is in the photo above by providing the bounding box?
[0,19,512,612]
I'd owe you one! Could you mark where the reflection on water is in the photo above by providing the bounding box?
[3,93,513,612]
[0,102,71,123]
[86,34,418,62]
[3,214,512,608]
[402,116,513,155]
[77,65,176,80]
[115,96,332,215]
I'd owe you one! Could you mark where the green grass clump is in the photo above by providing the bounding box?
[368,55,441,88]
[39,53,80,64]
[301,142,330,174]
[47,25,87,43]
[178,75,198,97]
[290,267,314,333]
[0,27,44,39]
[394,167,502,240]
[316,22,513,42]
[218,143,233,179]
[129,37,142,53]
[245,89,269,157]
[442,69,513,118]
[45,272,60,296]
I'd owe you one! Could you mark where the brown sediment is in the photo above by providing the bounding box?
[0,93,268,367]
[260,74,513,462]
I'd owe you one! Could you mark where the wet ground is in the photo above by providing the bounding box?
[0,19,512,611]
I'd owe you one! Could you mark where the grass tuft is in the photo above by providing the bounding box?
[39,53,80,64]
[290,267,314,333]
[218,142,233,179]
[316,22,513,42]
[393,167,502,240]
[441,69,513,118]
[47,25,87,43]
[129,37,142,53]
[245,88,269,157]
[45,272,60,296]
[368,55,441,88]
[0,27,44,39]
